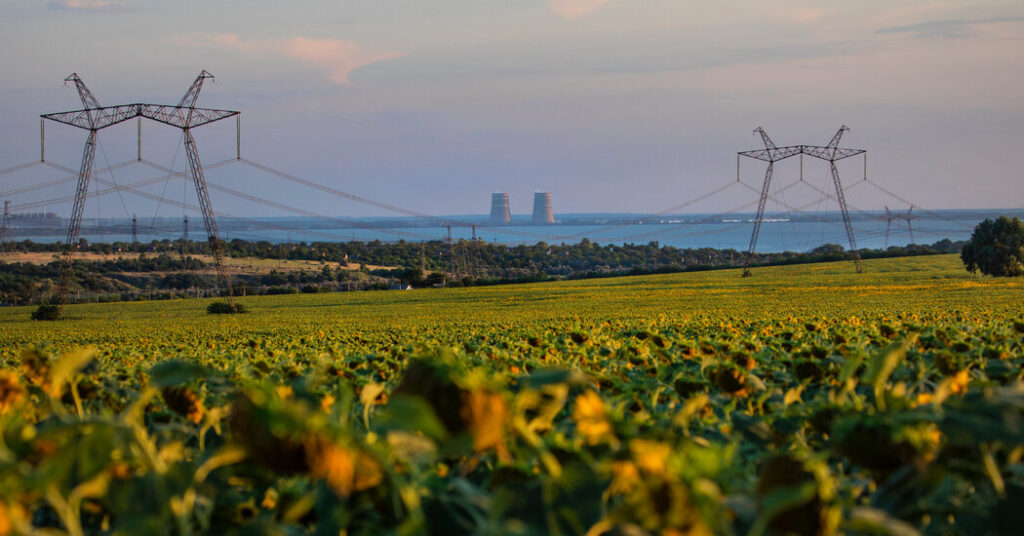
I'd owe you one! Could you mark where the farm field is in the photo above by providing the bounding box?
[0,251,378,275]
[0,254,1023,535]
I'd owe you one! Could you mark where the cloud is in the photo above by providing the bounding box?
[548,0,617,20]
[281,38,404,85]
[174,34,403,85]
[47,0,129,12]
[876,16,1024,39]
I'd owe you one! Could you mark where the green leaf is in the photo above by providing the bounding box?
[749,481,818,536]
[518,368,591,389]
[360,382,386,428]
[149,359,210,388]
[47,348,97,398]
[863,337,915,409]
[377,394,450,442]
[844,507,921,536]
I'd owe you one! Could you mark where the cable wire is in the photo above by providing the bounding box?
[0,161,41,176]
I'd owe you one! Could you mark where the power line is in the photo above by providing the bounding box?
[142,159,435,240]
[0,161,41,177]
[0,160,135,198]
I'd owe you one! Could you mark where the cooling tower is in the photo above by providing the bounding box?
[531,192,554,224]
[490,193,510,224]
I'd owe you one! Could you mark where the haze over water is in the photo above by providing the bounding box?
[16,209,1021,254]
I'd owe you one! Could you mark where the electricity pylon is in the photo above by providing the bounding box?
[40,71,239,313]
[737,126,866,276]
[883,206,918,247]
[0,200,10,251]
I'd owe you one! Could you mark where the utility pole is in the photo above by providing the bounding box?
[420,241,426,273]
[470,224,480,277]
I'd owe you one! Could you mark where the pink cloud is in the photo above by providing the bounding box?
[281,37,404,85]
[47,0,129,12]
[548,0,616,19]
[173,33,403,85]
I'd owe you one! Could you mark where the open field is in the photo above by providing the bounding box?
[0,254,1019,355]
[0,251,388,275]
[0,254,1022,534]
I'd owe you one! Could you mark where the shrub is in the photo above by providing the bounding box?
[207,301,246,315]
[30,304,63,321]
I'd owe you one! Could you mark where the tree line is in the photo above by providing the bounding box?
[0,237,965,305]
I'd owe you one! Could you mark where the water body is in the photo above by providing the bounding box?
[9,209,1022,254]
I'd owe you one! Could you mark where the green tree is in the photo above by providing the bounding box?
[961,216,1024,276]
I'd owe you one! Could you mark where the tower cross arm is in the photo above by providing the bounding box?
[738,145,802,163]
[800,145,865,161]
[42,104,239,130]
[41,104,145,130]
[140,105,239,129]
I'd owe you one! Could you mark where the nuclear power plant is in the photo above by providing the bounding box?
[531,192,554,224]
[490,193,510,224]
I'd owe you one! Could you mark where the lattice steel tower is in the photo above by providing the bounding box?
[737,126,866,276]
[40,71,239,310]
[0,200,10,251]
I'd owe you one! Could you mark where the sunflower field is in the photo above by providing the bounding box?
[0,254,1022,535]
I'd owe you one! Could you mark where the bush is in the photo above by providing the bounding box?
[207,301,246,315]
[961,217,1024,277]
[264,286,298,295]
[31,304,63,321]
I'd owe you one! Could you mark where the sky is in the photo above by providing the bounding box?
[1,0,1022,222]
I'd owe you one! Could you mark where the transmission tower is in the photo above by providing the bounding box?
[0,200,10,251]
[445,225,457,279]
[883,206,918,247]
[737,126,866,276]
[131,214,138,243]
[39,71,239,310]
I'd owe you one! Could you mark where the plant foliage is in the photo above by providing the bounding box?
[30,304,62,321]
[961,216,1024,276]
[0,255,1022,534]
[206,301,246,315]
